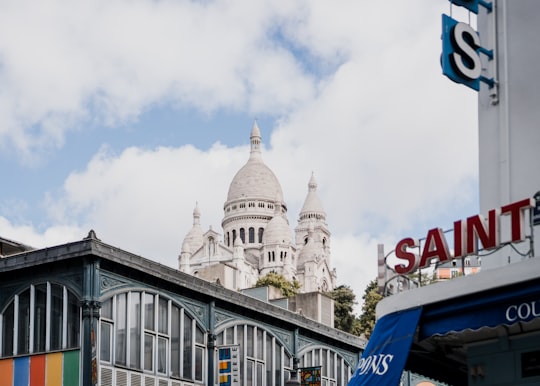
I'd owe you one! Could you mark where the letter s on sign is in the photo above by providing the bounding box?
[376,354,394,375]
[450,22,481,80]
[394,238,419,275]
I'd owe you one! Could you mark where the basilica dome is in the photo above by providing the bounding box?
[226,121,284,203]
[227,159,283,202]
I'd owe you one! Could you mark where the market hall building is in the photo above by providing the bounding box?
[0,232,363,386]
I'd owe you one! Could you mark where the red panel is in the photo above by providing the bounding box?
[30,354,46,386]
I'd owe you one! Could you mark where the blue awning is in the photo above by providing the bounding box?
[347,307,422,386]
[420,278,540,339]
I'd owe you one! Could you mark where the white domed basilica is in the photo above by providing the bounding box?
[179,121,337,295]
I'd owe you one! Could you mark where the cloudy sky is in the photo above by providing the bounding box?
[0,0,478,310]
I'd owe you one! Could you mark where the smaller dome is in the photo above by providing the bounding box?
[183,226,203,253]
[181,239,191,254]
[264,213,292,244]
[300,173,326,220]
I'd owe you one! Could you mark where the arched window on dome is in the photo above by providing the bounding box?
[226,232,230,247]
[322,237,327,247]
[258,228,264,243]
[240,228,245,243]
[232,230,237,245]
[248,228,255,243]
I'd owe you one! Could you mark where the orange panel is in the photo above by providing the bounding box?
[30,354,46,386]
[0,358,13,386]
[45,352,63,386]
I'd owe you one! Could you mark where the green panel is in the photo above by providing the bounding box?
[63,350,80,385]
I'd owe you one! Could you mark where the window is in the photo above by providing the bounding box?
[0,283,80,357]
[216,323,293,386]
[258,228,264,243]
[300,347,353,386]
[100,291,205,382]
[249,228,255,244]
[240,228,246,243]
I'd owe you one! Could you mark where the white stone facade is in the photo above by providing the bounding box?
[179,121,337,294]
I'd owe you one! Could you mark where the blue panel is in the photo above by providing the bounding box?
[347,308,422,386]
[450,0,492,14]
[13,356,29,386]
[450,0,479,14]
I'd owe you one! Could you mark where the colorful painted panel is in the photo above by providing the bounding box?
[14,356,30,386]
[0,350,79,386]
[218,345,240,386]
[63,350,80,385]
[46,352,63,385]
[0,359,13,386]
[30,355,46,385]
[301,366,321,386]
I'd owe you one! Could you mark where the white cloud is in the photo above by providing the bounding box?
[0,216,84,250]
[0,0,318,158]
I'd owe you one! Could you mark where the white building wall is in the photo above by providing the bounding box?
[478,0,540,267]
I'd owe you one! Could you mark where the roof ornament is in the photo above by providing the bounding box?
[84,229,100,241]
